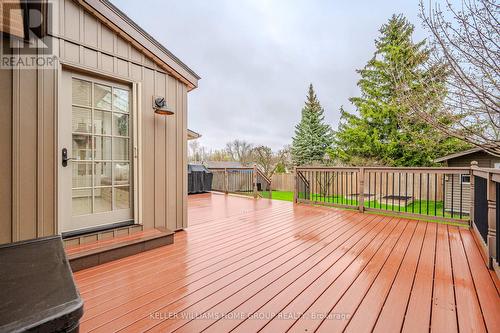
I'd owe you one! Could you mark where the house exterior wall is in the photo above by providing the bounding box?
[443,152,500,215]
[444,174,471,215]
[0,0,190,244]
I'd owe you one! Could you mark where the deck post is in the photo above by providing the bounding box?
[224,168,228,194]
[268,177,272,200]
[470,161,477,227]
[358,167,365,213]
[293,167,298,204]
[253,164,258,198]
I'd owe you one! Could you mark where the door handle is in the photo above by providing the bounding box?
[62,148,74,167]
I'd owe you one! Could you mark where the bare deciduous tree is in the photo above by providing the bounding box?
[251,145,290,178]
[397,0,499,156]
[225,139,254,164]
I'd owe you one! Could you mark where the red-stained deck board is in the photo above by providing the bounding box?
[448,226,486,332]
[170,213,382,333]
[316,220,419,333]
[344,221,427,333]
[73,193,500,333]
[287,218,408,332]
[431,224,458,333]
[82,210,351,331]
[459,228,500,332]
[106,210,369,333]
[393,222,437,333]
[230,215,393,333]
[80,209,349,322]
[78,204,332,299]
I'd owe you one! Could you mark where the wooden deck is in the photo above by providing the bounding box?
[74,192,500,333]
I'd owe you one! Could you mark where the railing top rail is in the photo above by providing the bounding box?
[472,167,500,174]
[472,167,500,182]
[296,166,472,173]
[296,166,361,172]
[207,167,254,171]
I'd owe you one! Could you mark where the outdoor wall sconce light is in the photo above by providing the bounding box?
[153,96,174,115]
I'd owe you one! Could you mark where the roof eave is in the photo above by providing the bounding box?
[79,0,200,90]
[434,147,483,163]
[187,129,201,140]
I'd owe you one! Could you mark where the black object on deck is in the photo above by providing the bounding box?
[0,236,84,333]
[188,164,213,194]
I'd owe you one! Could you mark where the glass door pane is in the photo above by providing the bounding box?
[71,78,132,219]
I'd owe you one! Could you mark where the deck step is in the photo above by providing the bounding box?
[65,228,174,272]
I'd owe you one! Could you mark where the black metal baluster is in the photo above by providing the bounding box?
[412,173,415,214]
[386,172,389,209]
[419,173,422,214]
[451,174,455,218]
[427,173,430,215]
[380,172,383,209]
[392,172,395,211]
[405,172,408,213]
[434,173,438,216]
[326,171,329,203]
[355,171,358,207]
[341,171,344,205]
[323,170,326,202]
[442,174,446,217]
[460,174,463,219]
[323,171,326,202]
[368,172,371,208]
[350,171,354,206]
[398,172,401,212]
[319,171,322,202]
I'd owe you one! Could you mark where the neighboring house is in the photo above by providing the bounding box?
[204,161,248,169]
[435,148,500,215]
[0,0,200,245]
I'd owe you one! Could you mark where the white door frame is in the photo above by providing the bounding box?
[57,64,142,234]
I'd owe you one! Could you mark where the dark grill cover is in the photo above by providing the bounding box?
[188,164,213,194]
[0,236,83,333]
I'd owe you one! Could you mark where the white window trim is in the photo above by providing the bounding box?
[461,174,471,184]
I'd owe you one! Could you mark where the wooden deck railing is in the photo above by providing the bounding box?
[295,164,499,273]
[470,164,499,275]
[295,166,472,224]
[208,165,272,199]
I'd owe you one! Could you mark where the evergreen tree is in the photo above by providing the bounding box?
[333,14,467,166]
[291,84,334,165]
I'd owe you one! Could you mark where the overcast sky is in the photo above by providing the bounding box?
[112,0,442,151]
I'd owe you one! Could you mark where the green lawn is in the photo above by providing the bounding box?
[261,191,358,206]
[260,191,293,201]
[260,190,468,220]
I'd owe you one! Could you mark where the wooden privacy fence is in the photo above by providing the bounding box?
[271,173,295,191]
[294,166,472,224]
[208,165,272,199]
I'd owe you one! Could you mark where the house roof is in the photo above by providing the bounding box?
[80,0,200,89]
[434,147,483,163]
[187,129,201,140]
[204,161,249,169]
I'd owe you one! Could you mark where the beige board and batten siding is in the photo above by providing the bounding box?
[0,0,194,244]
[0,41,56,244]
